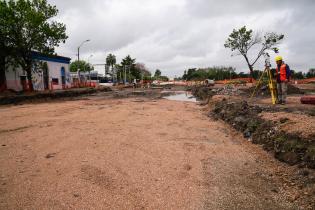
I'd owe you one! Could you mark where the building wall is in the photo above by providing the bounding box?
[47,61,71,90]
[5,66,25,91]
[5,59,71,91]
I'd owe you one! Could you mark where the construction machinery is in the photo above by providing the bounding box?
[250,54,277,104]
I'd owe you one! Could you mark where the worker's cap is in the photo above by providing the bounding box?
[275,55,283,62]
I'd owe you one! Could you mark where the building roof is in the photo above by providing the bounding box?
[31,51,71,64]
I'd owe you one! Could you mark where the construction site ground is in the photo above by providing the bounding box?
[0,85,315,209]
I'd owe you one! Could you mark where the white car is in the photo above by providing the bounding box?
[204,79,215,86]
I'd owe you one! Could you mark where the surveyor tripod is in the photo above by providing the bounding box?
[250,57,277,105]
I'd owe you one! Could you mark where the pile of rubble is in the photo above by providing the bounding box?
[212,85,243,96]
[190,85,242,100]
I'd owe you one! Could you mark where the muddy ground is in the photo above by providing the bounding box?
[0,90,314,209]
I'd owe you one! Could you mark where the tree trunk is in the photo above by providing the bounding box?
[0,55,7,91]
[248,64,254,82]
[244,55,254,82]
[25,61,34,91]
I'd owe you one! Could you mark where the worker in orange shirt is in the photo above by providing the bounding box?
[275,56,291,105]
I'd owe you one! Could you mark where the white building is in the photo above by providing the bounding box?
[5,51,71,91]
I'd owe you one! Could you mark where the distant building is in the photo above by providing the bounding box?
[5,51,71,91]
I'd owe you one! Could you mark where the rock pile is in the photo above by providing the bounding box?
[212,85,243,96]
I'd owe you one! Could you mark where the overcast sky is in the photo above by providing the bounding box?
[49,0,315,77]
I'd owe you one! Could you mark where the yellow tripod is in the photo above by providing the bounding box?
[250,65,277,104]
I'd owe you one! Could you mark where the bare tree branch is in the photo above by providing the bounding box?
[224,26,284,78]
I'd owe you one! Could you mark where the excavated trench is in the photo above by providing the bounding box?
[211,99,315,168]
[191,85,315,168]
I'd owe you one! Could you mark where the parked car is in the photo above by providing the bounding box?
[204,79,215,86]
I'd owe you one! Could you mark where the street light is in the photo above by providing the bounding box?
[77,39,90,61]
[77,39,90,84]
[88,54,93,63]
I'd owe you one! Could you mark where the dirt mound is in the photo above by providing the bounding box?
[211,99,315,168]
[212,100,263,135]
[191,85,214,101]
[260,112,315,138]
[287,84,305,94]
[0,87,112,105]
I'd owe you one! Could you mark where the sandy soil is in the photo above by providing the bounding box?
[0,95,305,209]
[260,111,315,138]
[255,96,313,106]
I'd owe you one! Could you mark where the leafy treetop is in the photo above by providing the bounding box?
[224,26,284,78]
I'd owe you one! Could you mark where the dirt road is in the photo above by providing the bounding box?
[0,95,300,209]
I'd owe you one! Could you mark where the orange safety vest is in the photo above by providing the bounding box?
[276,63,287,82]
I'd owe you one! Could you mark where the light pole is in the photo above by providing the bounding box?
[77,39,90,61]
[88,54,93,65]
[77,39,90,84]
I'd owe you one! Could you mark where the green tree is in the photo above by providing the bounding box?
[121,55,138,81]
[154,69,162,79]
[121,55,135,66]
[159,75,169,81]
[182,70,187,80]
[224,26,284,79]
[70,60,93,73]
[135,63,151,80]
[186,68,196,80]
[1,1,23,90]
[105,53,116,76]
[1,0,67,91]
[291,70,305,80]
[182,67,238,81]
[0,1,12,90]
[252,70,263,80]
[306,68,315,78]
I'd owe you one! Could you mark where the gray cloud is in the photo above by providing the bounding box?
[49,0,315,76]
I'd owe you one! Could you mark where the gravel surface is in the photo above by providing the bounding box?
[0,96,303,209]
[260,111,315,138]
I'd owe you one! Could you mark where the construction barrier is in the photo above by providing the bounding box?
[71,81,99,88]
[215,77,256,84]
[295,77,315,84]
[301,96,315,105]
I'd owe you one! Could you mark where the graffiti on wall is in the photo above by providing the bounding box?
[31,61,44,90]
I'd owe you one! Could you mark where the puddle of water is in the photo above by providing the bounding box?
[163,91,197,102]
